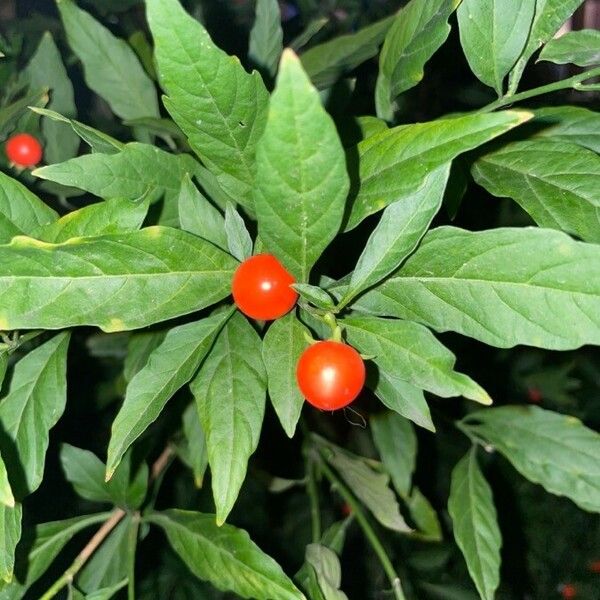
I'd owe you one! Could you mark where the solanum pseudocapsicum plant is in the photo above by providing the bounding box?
[0,0,600,597]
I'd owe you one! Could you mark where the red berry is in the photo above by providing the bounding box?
[5,133,43,167]
[296,341,365,411]
[560,583,577,599]
[232,254,298,320]
[588,559,600,574]
[340,503,352,516]
[527,387,542,403]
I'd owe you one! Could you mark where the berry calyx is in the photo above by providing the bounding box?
[232,253,298,320]
[5,133,43,168]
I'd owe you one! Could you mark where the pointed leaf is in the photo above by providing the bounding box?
[147,509,304,599]
[57,0,159,121]
[448,449,501,600]
[462,406,600,512]
[376,0,460,119]
[123,331,166,383]
[84,580,128,600]
[305,544,348,600]
[107,310,232,478]
[343,316,491,404]
[472,139,600,242]
[0,227,237,332]
[224,203,253,261]
[190,313,266,524]
[292,284,335,311]
[262,312,309,438]
[255,50,349,281]
[457,0,534,94]
[346,110,531,230]
[146,0,269,211]
[0,452,13,508]
[179,402,209,487]
[354,226,600,350]
[407,487,442,541]
[0,503,21,582]
[249,0,283,77]
[533,105,600,154]
[539,29,600,67]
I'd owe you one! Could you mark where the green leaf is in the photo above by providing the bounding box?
[146,0,269,211]
[292,284,335,310]
[342,163,449,305]
[0,171,57,243]
[374,374,435,432]
[249,0,283,77]
[57,0,159,121]
[319,439,412,533]
[509,0,585,90]
[300,15,395,90]
[533,105,600,153]
[0,332,70,495]
[30,107,124,154]
[346,110,531,230]
[448,449,501,600]
[147,509,304,599]
[371,411,417,498]
[123,331,166,383]
[457,0,534,95]
[343,316,491,404]
[305,544,348,600]
[290,18,329,52]
[61,444,148,508]
[34,197,148,243]
[407,487,442,541]
[538,29,600,67]
[180,402,209,488]
[0,452,13,508]
[255,50,349,281]
[461,406,600,513]
[353,226,600,350]
[262,313,309,438]
[178,174,227,251]
[0,504,22,583]
[107,309,232,478]
[84,580,128,600]
[0,90,48,140]
[472,139,600,243]
[224,203,253,261]
[23,32,79,163]
[376,0,460,119]
[0,227,237,332]
[190,313,266,525]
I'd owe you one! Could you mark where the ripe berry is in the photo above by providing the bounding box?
[5,133,43,167]
[560,583,577,599]
[296,341,365,411]
[527,387,542,404]
[232,253,298,320]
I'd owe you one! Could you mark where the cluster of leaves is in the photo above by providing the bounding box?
[0,0,600,598]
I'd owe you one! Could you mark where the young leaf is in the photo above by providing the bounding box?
[0,332,70,495]
[190,313,267,525]
[147,509,304,599]
[57,0,159,121]
[292,284,335,310]
[146,0,269,211]
[346,110,531,230]
[290,17,329,52]
[533,105,600,154]
[34,197,148,243]
[509,0,585,91]
[448,449,501,600]
[376,0,460,119]
[180,402,209,487]
[343,316,491,404]
[255,50,349,281]
[262,312,310,438]
[0,503,22,583]
[538,29,600,67]
[319,440,412,533]
[178,174,227,251]
[301,15,395,89]
[61,445,148,508]
[23,32,79,163]
[354,226,600,350]
[249,0,283,77]
[407,488,442,541]
[457,0,534,95]
[0,171,57,243]
[472,139,600,243]
[0,452,14,507]
[107,309,233,478]
[305,544,348,600]
[461,406,600,512]
[224,203,253,261]
[0,228,237,332]
[371,412,417,498]
[343,163,450,305]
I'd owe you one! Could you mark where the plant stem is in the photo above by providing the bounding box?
[305,453,322,543]
[39,508,126,600]
[480,66,600,113]
[127,512,141,600]
[319,459,406,600]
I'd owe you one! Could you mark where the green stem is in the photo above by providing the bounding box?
[455,419,489,447]
[319,459,406,600]
[480,66,600,113]
[127,512,140,600]
[305,455,322,543]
